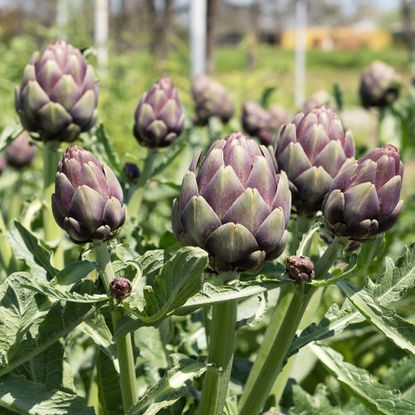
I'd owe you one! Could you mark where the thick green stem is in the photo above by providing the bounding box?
[0,210,15,277]
[128,148,158,220]
[314,236,343,279]
[94,242,137,412]
[289,215,314,254]
[198,274,239,415]
[377,108,386,147]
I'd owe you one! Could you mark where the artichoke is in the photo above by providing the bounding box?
[110,277,132,300]
[15,40,98,142]
[274,106,355,215]
[359,61,401,109]
[52,145,125,244]
[323,144,403,241]
[5,131,36,169]
[286,255,314,283]
[192,75,234,125]
[268,105,291,134]
[302,90,335,113]
[172,132,291,273]
[123,162,141,182]
[133,77,184,148]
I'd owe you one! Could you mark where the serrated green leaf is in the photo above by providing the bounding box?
[338,280,415,354]
[56,261,97,286]
[0,374,95,414]
[95,123,122,174]
[311,344,415,415]
[127,357,206,415]
[382,355,415,398]
[0,273,95,376]
[9,221,57,280]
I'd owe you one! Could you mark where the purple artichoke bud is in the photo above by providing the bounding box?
[110,277,132,300]
[323,144,403,241]
[192,75,235,125]
[359,61,401,109]
[52,145,126,244]
[286,255,314,283]
[274,106,355,215]
[268,105,291,134]
[15,40,98,142]
[302,90,336,113]
[133,77,184,148]
[5,131,37,169]
[172,132,291,273]
[123,162,141,182]
[241,101,272,145]
[0,157,6,175]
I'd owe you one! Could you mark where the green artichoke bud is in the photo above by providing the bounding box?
[286,255,314,283]
[172,132,291,273]
[323,144,403,241]
[133,77,184,148]
[274,106,355,215]
[15,40,98,142]
[52,146,125,244]
[192,75,234,125]
[123,162,141,182]
[110,277,132,301]
[5,131,37,169]
[302,90,336,113]
[359,61,401,109]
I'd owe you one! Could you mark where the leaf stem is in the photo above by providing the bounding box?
[198,273,239,415]
[0,209,15,277]
[94,241,137,412]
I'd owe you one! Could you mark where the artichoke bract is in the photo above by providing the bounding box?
[192,75,234,125]
[172,132,291,273]
[52,146,125,244]
[359,61,401,109]
[274,106,355,215]
[15,40,98,143]
[5,131,37,169]
[323,144,403,241]
[133,77,184,148]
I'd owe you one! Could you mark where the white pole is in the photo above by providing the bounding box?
[190,0,207,78]
[95,0,109,70]
[294,0,307,108]
[56,0,68,40]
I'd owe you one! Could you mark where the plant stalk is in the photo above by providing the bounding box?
[128,148,158,220]
[0,209,15,277]
[288,215,314,254]
[198,274,239,415]
[94,242,137,412]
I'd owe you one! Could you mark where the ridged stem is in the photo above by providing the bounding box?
[94,241,137,412]
[198,273,239,415]
[127,148,158,220]
[0,209,15,278]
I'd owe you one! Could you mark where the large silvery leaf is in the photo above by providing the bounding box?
[127,356,206,415]
[122,247,208,325]
[290,245,415,357]
[338,281,415,354]
[0,273,95,376]
[9,221,57,280]
[0,374,95,415]
[311,344,415,415]
[382,356,415,401]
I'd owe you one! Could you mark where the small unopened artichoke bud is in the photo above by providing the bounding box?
[323,144,403,241]
[15,40,98,142]
[133,77,184,148]
[110,277,132,300]
[359,61,401,109]
[123,162,141,182]
[0,157,6,175]
[5,131,37,169]
[286,255,314,283]
[274,106,355,215]
[192,75,234,125]
[52,145,126,244]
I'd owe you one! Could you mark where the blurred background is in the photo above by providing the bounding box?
[0,0,413,153]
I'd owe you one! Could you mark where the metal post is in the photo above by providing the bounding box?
[294,0,307,107]
[190,0,207,78]
[95,0,109,70]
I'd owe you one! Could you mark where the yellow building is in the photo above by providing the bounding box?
[280,26,391,51]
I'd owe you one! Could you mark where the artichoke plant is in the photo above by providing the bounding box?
[5,131,36,169]
[274,106,355,215]
[268,105,291,134]
[123,162,141,182]
[192,75,234,125]
[302,90,335,113]
[172,132,291,272]
[15,40,98,142]
[0,157,6,175]
[133,77,184,148]
[323,144,403,241]
[359,61,401,109]
[52,146,125,244]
